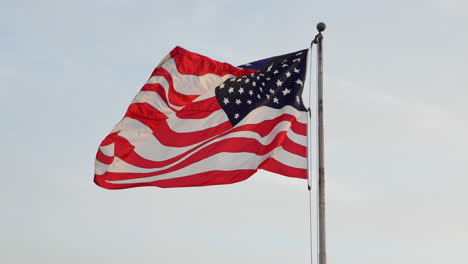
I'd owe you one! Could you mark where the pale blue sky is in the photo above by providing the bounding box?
[1,0,468,263]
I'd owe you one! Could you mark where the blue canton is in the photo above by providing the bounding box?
[215,49,308,126]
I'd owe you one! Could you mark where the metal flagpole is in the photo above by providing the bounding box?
[312,22,327,264]
[306,42,315,264]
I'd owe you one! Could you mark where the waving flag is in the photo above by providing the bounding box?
[94,46,309,189]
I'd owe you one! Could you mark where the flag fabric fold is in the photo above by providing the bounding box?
[94,46,309,189]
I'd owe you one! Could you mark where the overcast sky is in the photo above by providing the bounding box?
[1,0,468,263]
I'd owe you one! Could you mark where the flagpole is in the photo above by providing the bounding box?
[313,22,327,264]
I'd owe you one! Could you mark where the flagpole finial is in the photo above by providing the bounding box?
[312,22,326,45]
[316,22,326,33]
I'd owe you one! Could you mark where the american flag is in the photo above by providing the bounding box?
[94,46,309,189]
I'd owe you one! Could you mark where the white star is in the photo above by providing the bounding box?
[230,78,236,82]
[228,87,234,93]
[246,63,252,66]
[234,113,240,119]
[273,97,279,104]
[285,71,291,77]
[296,96,300,103]
[282,88,291,96]
[269,89,275,94]
[252,81,256,86]
[257,94,261,99]
[267,65,273,71]
[266,77,271,81]
[235,99,241,105]
[261,82,265,86]
[266,94,270,99]
[237,78,242,82]
[294,68,300,73]
[245,79,250,83]
[276,80,283,87]
[293,58,301,62]
[239,87,244,94]
[247,99,252,105]
[257,76,260,80]
[220,83,225,88]
[296,52,303,56]
[250,73,254,76]
[295,79,303,86]
[282,59,288,63]
[248,90,253,95]
[223,98,229,104]
[259,87,263,92]
[273,70,279,74]
[282,64,288,68]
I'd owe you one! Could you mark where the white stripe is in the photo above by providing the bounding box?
[145,75,182,110]
[99,105,308,179]
[271,147,307,169]
[161,59,227,96]
[111,116,152,134]
[104,151,273,184]
[238,105,306,126]
[116,117,199,161]
[191,74,237,102]
[132,91,175,116]
[99,143,114,157]
[146,59,232,110]
[104,117,305,168]
[112,105,306,162]
[166,109,228,133]
[286,126,307,146]
[165,94,308,135]
[191,89,216,102]
[95,160,109,175]
[147,75,169,86]
[156,53,171,68]
[104,147,306,184]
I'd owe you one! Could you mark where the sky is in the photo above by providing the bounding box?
[1,0,468,263]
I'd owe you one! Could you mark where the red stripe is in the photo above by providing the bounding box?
[125,102,168,126]
[282,134,307,157]
[291,120,307,136]
[170,46,256,77]
[110,123,307,169]
[153,67,198,107]
[100,132,118,146]
[95,170,256,189]
[137,112,304,148]
[152,120,233,147]
[96,149,114,165]
[260,158,307,179]
[99,128,306,171]
[98,130,293,181]
[176,97,221,119]
[98,113,306,169]
[98,132,136,161]
[227,114,304,138]
[140,83,178,112]
[98,120,306,173]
